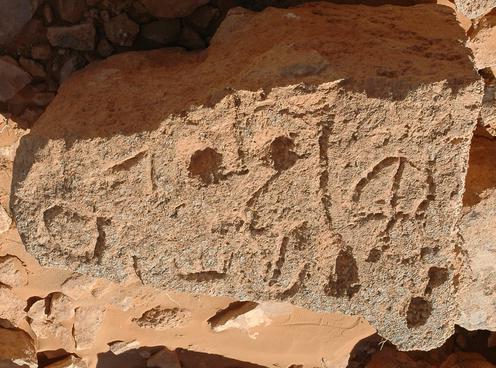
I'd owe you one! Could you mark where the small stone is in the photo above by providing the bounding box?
[73,306,105,350]
[104,14,139,47]
[19,57,47,79]
[0,59,32,102]
[84,8,100,22]
[32,92,55,107]
[49,293,75,322]
[489,332,496,348]
[31,44,52,60]
[17,107,43,125]
[109,340,140,355]
[141,20,181,46]
[178,26,205,50]
[188,5,220,30]
[59,55,85,83]
[47,78,59,92]
[47,24,96,51]
[43,3,54,25]
[100,0,132,15]
[0,0,36,46]
[0,287,26,327]
[128,1,153,23]
[146,348,181,368]
[0,327,37,368]
[0,206,11,233]
[99,10,110,22]
[141,0,209,18]
[97,38,113,57]
[53,0,88,23]
[0,255,27,287]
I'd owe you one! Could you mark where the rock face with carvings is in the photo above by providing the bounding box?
[0,114,375,368]
[11,3,483,351]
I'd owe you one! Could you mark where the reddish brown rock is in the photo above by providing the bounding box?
[31,44,52,61]
[47,24,96,51]
[53,0,88,23]
[19,57,47,79]
[0,59,32,102]
[11,3,483,351]
[440,352,496,368]
[0,0,36,46]
[104,14,139,47]
[141,20,181,46]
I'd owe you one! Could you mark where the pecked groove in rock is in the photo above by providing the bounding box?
[11,3,483,350]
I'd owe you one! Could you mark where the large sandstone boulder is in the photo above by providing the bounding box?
[11,3,482,350]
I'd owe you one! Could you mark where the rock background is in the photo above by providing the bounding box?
[0,0,495,367]
[10,2,483,351]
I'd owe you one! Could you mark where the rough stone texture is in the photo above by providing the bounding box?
[11,4,483,351]
[454,0,495,19]
[467,14,496,70]
[47,24,96,51]
[0,0,35,46]
[141,0,209,18]
[0,59,32,102]
[0,115,374,368]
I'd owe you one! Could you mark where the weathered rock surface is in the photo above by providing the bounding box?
[11,3,483,350]
[454,0,495,19]
[0,115,374,368]
[467,14,496,70]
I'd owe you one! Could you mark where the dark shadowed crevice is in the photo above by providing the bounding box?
[207,300,259,329]
[96,345,268,368]
[463,126,496,208]
[349,326,496,368]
